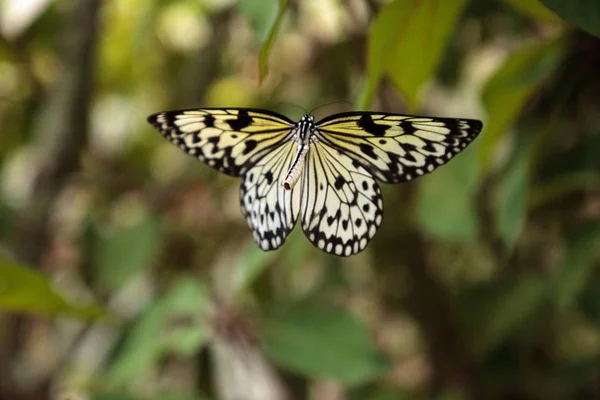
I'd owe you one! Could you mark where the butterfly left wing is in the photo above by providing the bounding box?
[148,108,294,176]
[241,140,302,251]
[301,141,383,256]
[315,112,482,183]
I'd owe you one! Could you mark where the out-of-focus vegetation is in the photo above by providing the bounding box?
[1,0,600,399]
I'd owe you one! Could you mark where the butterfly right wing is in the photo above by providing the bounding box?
[315,112,482,183]
[148,108,295,176]
[241,140,302,251]
[301,141,383,256]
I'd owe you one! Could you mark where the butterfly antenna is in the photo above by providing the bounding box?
[274,102,308,115]
[309,100,353,115]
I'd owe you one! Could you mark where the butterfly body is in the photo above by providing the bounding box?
[282,114,317,190]
[148,108,482,256]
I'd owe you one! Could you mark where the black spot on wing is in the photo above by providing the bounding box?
[359,143,377,159]
[399,119,417,134]
[404,152,416,162]
[243,139,258,155]
[204,114,216,127]
[265,171,273,184]
[358,114,390,136]
[334,176,346,190]
[227,110,253,131]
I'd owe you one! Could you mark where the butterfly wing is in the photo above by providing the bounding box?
[241,141,302,251]
[148,108,295,176]
[315,112,482,183]
[301,141,383,256]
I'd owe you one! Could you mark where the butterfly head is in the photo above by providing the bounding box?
[297,114,316,143]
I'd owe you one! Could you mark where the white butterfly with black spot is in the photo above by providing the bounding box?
[148,108,483,256]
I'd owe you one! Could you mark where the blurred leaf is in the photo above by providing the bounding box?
[503,0,561,21]
[539,131,600,176]
[0,202,15,240]
[0,257,108,320]
[258,0,288,82]
[463,275,546,357]
[435,392,467,400]
[580,280,600,327]
[417,143,480,242]
[92,214,161,290]
[530,131,600,206]
[350,388,417,400]
[230,242,276,296]
[529,172,600,208]
[360,0,468,110]
[205,76,256,106]
[495,133,534,247]
[480,38,564,171]
[92,393,210,400]
[540,0,600,37]
[238,0,280,42]
[554,224,600,312]
[260,301,389,386]
[106,279,212,388]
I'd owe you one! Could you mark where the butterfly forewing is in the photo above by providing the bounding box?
[241,141,302,251]
[301,141,383,256]
[315,112,482,183]
[148,108,294,176]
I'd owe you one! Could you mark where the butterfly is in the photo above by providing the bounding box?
[147,108,482,256]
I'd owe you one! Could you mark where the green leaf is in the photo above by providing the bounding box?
[106,279,212,388]
[260,301,389,386]
[529,172,600,208]
[503,0,561,21]
[91,393,210,400]
[540,0,600,37]
[0,257,108,320]
[350,388,417,400]
[92,214,161,290]
[495,133,534,247]
[230,241,276,296]
[359,0,468,110]
[554,224,600,312]
[462,275,547,357]
[238,0,280,43]
[416,143,480,242]
[258,0,288,82]
[0,202,15,240]
[480,38,564,171]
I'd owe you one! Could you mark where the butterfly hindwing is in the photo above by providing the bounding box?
[301,141,383,256]
[315,112,482,183]
[241,141,302,251]
[148,108,294,176]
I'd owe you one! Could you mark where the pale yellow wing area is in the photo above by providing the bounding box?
[148,108,295,176]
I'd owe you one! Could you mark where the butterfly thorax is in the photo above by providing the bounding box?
[282,114,317,191]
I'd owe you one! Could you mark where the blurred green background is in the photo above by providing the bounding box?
[1,0,600,399]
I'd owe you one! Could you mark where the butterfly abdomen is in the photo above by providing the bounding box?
[282,143,308,190]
